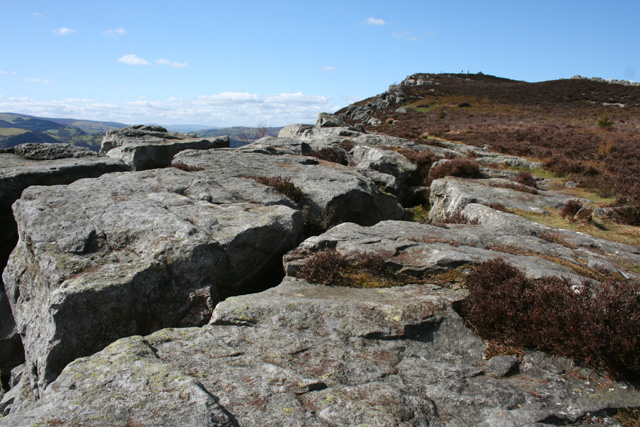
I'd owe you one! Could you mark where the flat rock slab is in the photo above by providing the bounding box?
[429,176,584,221]
[284,220,640,284]
[172,149,405,226]
[3,280,639,426]
[106,137,229,171]
[2,167,303,393]
[0,153,127,207]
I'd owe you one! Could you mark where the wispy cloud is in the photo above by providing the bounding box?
[0,92,339,127]
[366,17,387,26]
[25,78,53,84]
[318,66,336,72]
[391,30,419,42]
[118,54,151,66]
[155,58,188,69]
[32,12,44,18]
[103,27,127,38]
[52,27,76,36]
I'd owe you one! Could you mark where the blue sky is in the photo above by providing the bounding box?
[1,0,639,127]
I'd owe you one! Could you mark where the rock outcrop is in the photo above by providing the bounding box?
[101,125,229,171]
[0,144,128,391]
[172,149,405,226]
[1,113,639,424]
[2,167,303,395]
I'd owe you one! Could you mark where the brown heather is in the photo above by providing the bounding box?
[338,73,640,225]
[239,175,304,204]
[461,259,640,381]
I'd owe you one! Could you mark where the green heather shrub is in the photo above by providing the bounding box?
[597,114,614,128]
[461,258,640,380]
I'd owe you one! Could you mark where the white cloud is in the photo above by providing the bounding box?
[155,58,188,69]
[0,71,6,75]
[391,30,419,42]
[366,17,386,26]
[318,66,336,72]
[103,27,127,38]
[0,92,338,127]
[25,78,53,84]
[52,27,76,36]
[118,54,151,66]
[32,12,44,18]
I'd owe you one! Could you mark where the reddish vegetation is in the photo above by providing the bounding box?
[428,157,482,183]
[308,148,349,165]
[239,175,304,204]
[338,73,640,223]
[461,259,640,380]
[297,248,409,288]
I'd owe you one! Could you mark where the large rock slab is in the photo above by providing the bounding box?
[284,220,640,285]
[101,125,229,170]
[0,145,128,385]
[172,149,405,227]
[2,167,303,394]
[3,279,639,426]
[428,176,585,221]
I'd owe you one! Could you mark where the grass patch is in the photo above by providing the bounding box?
[0,128,28,137]
[410,205,430,223]
[511,208,640,247]
[461,258,640,381]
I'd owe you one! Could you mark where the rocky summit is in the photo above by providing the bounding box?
[1,75,640,426]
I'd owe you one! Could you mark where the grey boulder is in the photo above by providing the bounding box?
[2,167,303,394]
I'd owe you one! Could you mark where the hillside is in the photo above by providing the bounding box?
[337,73,640,225]
[0,113,127,150]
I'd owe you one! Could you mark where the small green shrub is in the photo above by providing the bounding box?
[597,114,614,128]
[460,258,640,380]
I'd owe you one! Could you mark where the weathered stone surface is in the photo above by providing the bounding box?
[428,176,585,221]
[100,125,175,153]
[2,167,303,394]
[172,149,405,226]
[101,125,230,170]
[0,150,128,386]
[283,220,640,284]
[3,279,638,426]
[8,143,97,160]
[476,154,543,170]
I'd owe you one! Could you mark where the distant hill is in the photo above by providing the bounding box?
[0,113,128,150]
[0,113,284,150]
